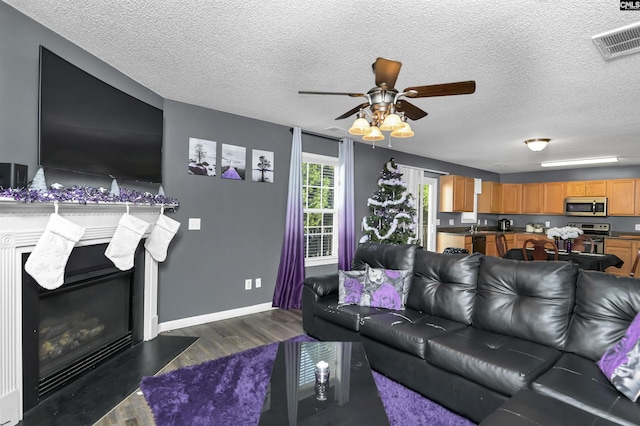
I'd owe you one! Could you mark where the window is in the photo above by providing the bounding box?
[302,153,338,266]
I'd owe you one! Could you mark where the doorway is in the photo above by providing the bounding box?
[398,164,438,251]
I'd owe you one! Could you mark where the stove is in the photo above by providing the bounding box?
[567,222,609,253]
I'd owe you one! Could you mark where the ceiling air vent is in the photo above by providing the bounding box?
[592,21,640,60]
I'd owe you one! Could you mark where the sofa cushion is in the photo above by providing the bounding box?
[531,353,640,426]
[473,257,578,349]
[351,243,418,272]
[338,270,366,304]
[406,250,482,324]
[313,299,386,331]
[479,389,620,426]
[427,327,561,396]
[565,270,640,361]
[598,309,640,402]
[359,308,467,359]
[303,273,340,297]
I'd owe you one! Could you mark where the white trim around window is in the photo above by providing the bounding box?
[302,152,339,267]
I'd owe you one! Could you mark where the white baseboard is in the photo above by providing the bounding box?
[158,302,275,333]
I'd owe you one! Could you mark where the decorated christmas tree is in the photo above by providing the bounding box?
[360,158,418,244]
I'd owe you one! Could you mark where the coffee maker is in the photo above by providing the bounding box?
[498,219,511,232]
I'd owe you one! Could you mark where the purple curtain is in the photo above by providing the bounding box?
[273,126,305,309]
[338,138,356,270]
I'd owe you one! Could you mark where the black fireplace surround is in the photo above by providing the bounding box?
[22,243,146,412]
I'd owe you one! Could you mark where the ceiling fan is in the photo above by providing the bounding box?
[299,58,476,140]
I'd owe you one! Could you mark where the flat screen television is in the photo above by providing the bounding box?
[39,46,163,184]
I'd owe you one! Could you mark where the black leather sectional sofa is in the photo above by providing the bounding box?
[302,243,640,425]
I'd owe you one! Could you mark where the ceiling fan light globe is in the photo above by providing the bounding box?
[380,113,403,131]
[525,138,550,152]
[362,126,384,141]
[390,122,414,138]
[348,117,371,135]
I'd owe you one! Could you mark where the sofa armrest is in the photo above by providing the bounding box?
[303,273,339,297]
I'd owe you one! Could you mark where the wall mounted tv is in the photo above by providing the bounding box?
[39,46,163,184]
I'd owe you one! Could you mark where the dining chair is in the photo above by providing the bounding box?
[572,235,595,253]
[522,238,559,261]
[630,249,640,278]
[496,233,508,257]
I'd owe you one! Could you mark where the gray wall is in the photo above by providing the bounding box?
[160,100,292,321]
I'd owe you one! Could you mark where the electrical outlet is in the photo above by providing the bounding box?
[188,218,201,230]
[449,219,455,226]
[436,219,440,225]
[510,220,513,226]
[484,220,487,225]
[635,224,640,231]
[255,278,262,288]
[244,279,252,290]
[545,221,550,227]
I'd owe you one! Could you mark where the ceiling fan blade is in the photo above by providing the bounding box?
[373,58,402,89]
[335,102,370,120]
[396,100,428,120]
[298,90,365,97]
[404,81,476,98]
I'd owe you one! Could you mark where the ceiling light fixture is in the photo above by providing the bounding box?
[524,138,551,151]
[362,125,384,141]
[540,157,619,168]
[390,116,414,138]
[349,104,415,142]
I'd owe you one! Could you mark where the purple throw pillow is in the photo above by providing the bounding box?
[597,309,640,401]
[338,270,366,305]
[359,266,410,310]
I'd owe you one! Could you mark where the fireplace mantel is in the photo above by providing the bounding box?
[0,200,163,425]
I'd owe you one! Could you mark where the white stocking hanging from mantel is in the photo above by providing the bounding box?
[105,213,150,270]
[24,212,86,290]
[144,213,181,262]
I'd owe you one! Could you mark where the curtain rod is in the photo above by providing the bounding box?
[290,128,342,142]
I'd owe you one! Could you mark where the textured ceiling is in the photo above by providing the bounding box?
[4,0,640,173]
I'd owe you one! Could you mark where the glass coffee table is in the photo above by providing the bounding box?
[259,341,389,425]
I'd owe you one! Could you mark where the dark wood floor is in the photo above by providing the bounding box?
[94,308,304,426]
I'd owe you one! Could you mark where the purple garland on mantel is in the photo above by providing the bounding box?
[0,186,179,210]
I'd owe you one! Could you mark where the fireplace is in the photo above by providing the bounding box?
[21,243,145,412]
[0,202,160,425]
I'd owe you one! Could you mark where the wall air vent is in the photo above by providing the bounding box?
[592,21,640,60]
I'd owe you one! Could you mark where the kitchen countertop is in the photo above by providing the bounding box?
[438,228,640,238]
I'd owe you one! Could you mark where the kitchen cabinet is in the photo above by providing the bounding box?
[565,181,585,197]
[604,237,640,277]
[543,182,565,214]
[440,175,475,212]
[485,234,497,257]
[587,180,608,196]
[565,180,607,197]
[478,181,502,213]
[607,179,636,216]
[501,184,522,214]
[522,183,543,214]
[636,178,640,215]
[436,234,472,253]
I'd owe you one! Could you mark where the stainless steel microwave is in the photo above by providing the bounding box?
[564,197,608,217]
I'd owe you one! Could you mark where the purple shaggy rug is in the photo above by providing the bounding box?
[140,335,475,426]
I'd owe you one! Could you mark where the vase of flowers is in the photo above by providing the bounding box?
[546,226,583,251]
